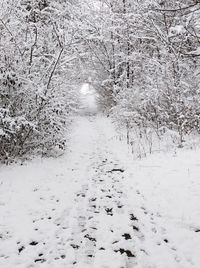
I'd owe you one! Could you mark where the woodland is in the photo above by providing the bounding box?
[1,0,200,162]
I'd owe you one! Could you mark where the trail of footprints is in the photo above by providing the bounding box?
[9,154,178,267]
[15,193,69,265]
[65,154,141,267]
[133,187,193,265]
[1,120,199,267]
[2,159,190,267]
[13,153,177,267]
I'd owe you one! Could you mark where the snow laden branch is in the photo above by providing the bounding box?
[0,0,80,162]
[77,0,200,150]
[154,2,200,14]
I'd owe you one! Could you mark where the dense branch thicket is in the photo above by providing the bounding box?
[0,0,81,162]
[77,0,200,149]
[1,0,200,162]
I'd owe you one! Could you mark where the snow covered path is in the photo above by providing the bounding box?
[1,116,200,268]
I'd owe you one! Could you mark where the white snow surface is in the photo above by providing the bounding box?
[0,116,200,268]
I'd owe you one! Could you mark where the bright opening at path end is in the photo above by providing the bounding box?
[80,83,98,115]
[80,83,95,95]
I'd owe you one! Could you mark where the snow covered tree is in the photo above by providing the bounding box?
[86,0,200,147]
[0,0,80,162]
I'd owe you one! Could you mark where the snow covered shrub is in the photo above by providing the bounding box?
[0,0,81,162]
[0,69,35,161]
[92,0,200,152]
[34,84,74,157]
[0,67,72,162]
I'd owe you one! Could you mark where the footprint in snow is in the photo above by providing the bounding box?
[132,225,139,232]
[33,188,39,192]
[122,233,132,240]
[114,248,135,257]
[18,245,25,253]
[29,241,38,246]
[136,190,140,195]
[105,207,113,216]
[130,213,138,221]
[34,258,46,263]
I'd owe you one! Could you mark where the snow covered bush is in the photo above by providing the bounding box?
[0,0,80,162]
[0,65,75,162]
[0,69,35,160]
[82,0,200,151]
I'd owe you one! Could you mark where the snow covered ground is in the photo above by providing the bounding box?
[0,115,200,268]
